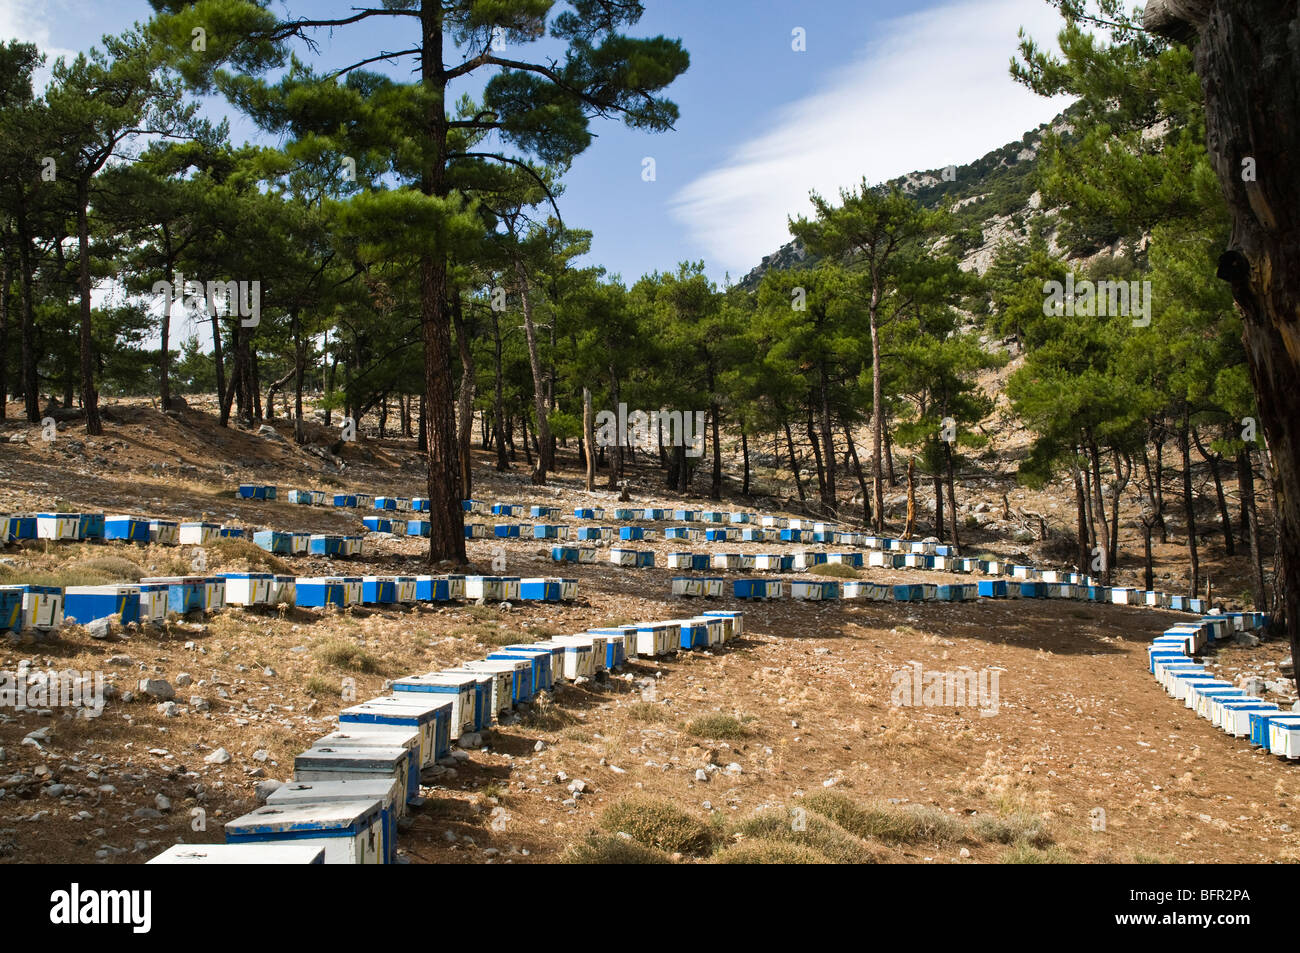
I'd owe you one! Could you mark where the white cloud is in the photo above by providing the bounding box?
[669,0,1073,277]
[0,0,83,88]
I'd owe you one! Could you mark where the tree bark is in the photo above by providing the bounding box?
[844,425,872,526]
[783,419,806,503]
[741,428,750,496]
[419,0,466,562]
[1146,0,1300,673]
[75,183,101,435]
[16,192,39,422]
[1193,429,1234,556]
[1179,414,1200,598]
[583,386,595,491]
[512,252,551,485]
[1238,447,1267,610]
[451,291,475,497]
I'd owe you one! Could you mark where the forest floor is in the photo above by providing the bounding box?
[0,397,1293,864]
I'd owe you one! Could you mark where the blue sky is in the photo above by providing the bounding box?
[2,0,1072,289]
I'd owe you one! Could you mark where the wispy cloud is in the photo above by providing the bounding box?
[669,0,1072,277]
[0,0,85,88]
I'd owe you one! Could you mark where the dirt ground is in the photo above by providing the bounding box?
[0,400,1294,864]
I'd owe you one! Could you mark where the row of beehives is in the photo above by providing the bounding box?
[239,484,854,531]
[670,575,1232,612]
[1147,613,1297,759]
[0,573,578,635]
[148,607,746,864]
[1,512,374,553]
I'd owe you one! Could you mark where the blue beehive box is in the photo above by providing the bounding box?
[573,508,598,519]
[5,515,36,541]
[573,527,600,541]
[893,584,923,602]
[674,509,697,522]
[296,577,346,608]
[309,535,345,556]
[287,489,314,505]
[492,503,516,516]
[361,577,396,604]
[1250,711,1295,748]
[254,530,293,554]
[551,546,579,563]
[224,799,386,865]
[363,517,393,534]
[77,513,105,540]
[407,520,431,537]
[391,675,478,738]
[104,515,150,542]
[141,576,206,614]
[733,579,769,599]
[690,554,710,571]
[978,580,1008,598]
[239,484,268,500]
[780,528,802,542]
[464,523,486,538]
[1020,582,1047,598]
[519,578,560,601]
[0,587,22,631]
[665,527,691,539]
[415,575,449,602]
[333,494,358,508]
[265,778,400,864]
[342,696,451,768]
[372,497,396,511]
[494,524,521,539]
[705,529,728,542]
[529,505,557,518]
[619,526,645,541]
[489,648,553,695]
[533,524,565,539]
[676,619,708,649]
[412,498,429,512]
[64,585,141,626]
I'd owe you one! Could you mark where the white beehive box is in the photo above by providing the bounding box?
[542,637,596,679]
[224,799,384,864]
[266,778,402,864]
[443,667,512,719]
[672,577,702,597]
[179,522,220,545]
[390,674,476,739]
[223,573,272,607]
[148,844,324,864]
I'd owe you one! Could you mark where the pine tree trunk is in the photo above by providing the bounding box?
[419,1,466,563]
[1074,465,1090,573]
[513,254,551,484]
[818,369,836,510]
[741,429,750,496]
[1193,430,1234,556]
[1239,447,1267,611]
[710,400,722,500]
[784,419,806,503]
[844,425,871,526]
[451,292,475,497]
[583,387,595,491]
[491,312,508,471]
[0,236,10,421]
[944,441,961,552]
[16,193,39,422]
[869,276,885,531]
[1179,414,1200,598]
[75,185,101,435]
[1146,0,1300,672]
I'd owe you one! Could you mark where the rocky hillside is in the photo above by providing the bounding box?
[739,106,1084,289]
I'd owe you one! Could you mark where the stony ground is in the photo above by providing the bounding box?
[0,400,1293,864]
